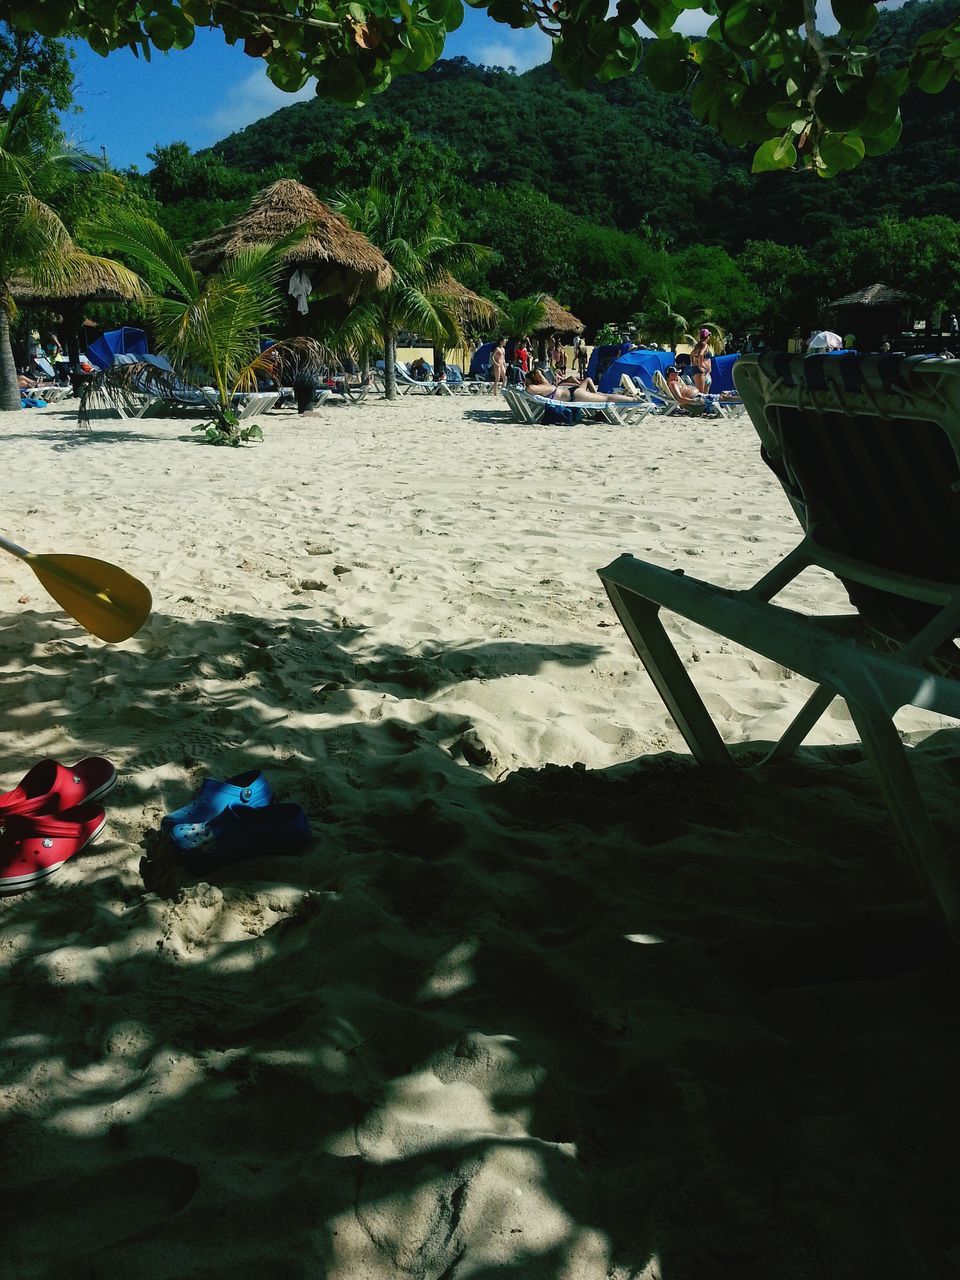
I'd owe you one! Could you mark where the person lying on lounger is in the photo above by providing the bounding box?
[523,370,647,404]
[664,366,738,415]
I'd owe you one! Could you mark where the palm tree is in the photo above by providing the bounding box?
[333,184,489,400]
[499,294,548,341]
[85,210,319,436]
[631,295,692,348]
[0,93,143,411]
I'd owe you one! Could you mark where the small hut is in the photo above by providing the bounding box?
[531,295,584,363]
[11,256,144,372]
[828,283,913,352]
[189,179,393,317]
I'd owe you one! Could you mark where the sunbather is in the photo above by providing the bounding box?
[523,371,648,404]
[664,366,735,415]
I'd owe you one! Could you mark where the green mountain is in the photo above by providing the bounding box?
[206,0,960,252]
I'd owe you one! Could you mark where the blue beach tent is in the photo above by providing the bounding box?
[469,341,495,377]
[598,348,676,394]
[86,326,149,371]
[708,353,739,394]
[587,342,632,384]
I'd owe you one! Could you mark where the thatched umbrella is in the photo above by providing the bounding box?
[436,274,499,332]
[189,179,393,311]
[530,295,584,363]
[11,257,145,372]
[432,274,499,375]
[828,282,913,352]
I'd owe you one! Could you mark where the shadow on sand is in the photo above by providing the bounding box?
[0,606,958,1279]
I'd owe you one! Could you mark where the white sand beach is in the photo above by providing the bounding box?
[1,395,958,1278]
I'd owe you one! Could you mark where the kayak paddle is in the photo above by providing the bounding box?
[0,533,152,643]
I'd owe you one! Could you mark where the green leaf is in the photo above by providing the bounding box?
[818,130,866,170]
[644,34,690,93]
[815,78,869,130]
[722,0,768,51]
[637,0,683,38]
[831,0,876,35]
[267,58,310,92]
[766,101,805,129]
[917,57,953,94]
[862,112,902,155]
[751,135,796,172]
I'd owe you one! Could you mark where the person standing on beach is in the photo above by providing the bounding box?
[690,328,713,394]
[490,338,507,391]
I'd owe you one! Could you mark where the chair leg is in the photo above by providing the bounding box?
[603,581,732,767]
[762,684,837,764]
[846,698,958,932]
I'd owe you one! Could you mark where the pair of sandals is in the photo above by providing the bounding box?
[162,771,311,874]
[0,757,117,890]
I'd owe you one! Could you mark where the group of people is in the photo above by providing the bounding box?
[488,334,589,392]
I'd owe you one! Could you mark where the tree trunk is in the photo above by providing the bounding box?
[63,301,82,372]
[0,305,23,412]
[383,325,397,401]
[432,345,446,378]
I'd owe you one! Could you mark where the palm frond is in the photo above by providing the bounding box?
[84,208,199,303]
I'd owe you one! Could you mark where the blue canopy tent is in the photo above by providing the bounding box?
[587,342,632,384]
[598,349,676,394]
[469,341,495,378]
[598,349,742,395]
[87,326,149,371]
[709,353,739,394]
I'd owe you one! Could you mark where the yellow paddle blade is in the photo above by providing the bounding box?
[26,552,152,643]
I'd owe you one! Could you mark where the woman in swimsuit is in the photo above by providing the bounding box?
[523,371,648,404]
[689,328,714,394]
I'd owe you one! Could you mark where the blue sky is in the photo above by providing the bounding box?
[63,13,555,171]
[62,1,864,171]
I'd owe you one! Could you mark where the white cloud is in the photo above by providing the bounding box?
[471,30,552,73]
[204,68,316,140]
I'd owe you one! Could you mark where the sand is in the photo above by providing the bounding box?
[0,395,958,1279]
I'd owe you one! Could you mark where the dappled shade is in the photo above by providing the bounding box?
[188,179,393,300]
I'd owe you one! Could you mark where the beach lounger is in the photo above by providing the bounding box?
[501,388,543,423]
[396,366,452,396]
[598,351,960,929]
[234,391,280,420]
[651,369,721,417]
[506,389,649,426]
[620,373,676,415]
[30,384,72,404]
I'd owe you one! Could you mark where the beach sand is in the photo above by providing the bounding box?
[1,396,957,1279]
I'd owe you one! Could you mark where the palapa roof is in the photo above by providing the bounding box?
[532,295,585,335]
[435,274,499,329]
[829,283,913,308]
[11,255,144,304]
[188,179,393,297]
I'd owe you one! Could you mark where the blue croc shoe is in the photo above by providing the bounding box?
[161,770,271,835]
[171,802,311,875]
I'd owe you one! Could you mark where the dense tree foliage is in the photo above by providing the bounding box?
[10,0,960,173]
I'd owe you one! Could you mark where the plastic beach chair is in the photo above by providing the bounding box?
[501,388,544,423]
[598,352,960,930]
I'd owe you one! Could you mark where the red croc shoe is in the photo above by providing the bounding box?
[0,757,116,823]
[0,804,107,891]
